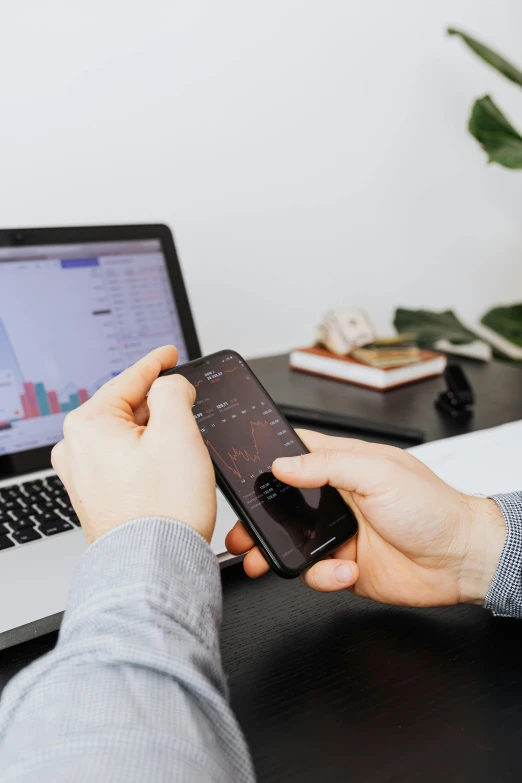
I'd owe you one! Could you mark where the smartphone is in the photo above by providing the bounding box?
[160,350,358,577]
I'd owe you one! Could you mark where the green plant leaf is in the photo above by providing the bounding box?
[468,95,522,168]
[481,304,522,348]
[394,308,522,364]
[448,28,522,88]
[393,308,478,347]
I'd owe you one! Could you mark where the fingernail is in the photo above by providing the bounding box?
[274,456,302,473]
[334,563,353,585]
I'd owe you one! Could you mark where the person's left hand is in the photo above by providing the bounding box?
[51,346,217,544]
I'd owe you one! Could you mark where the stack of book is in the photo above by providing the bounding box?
[290,344,446,390]
[291,332,447,390]
[292,310,447,390]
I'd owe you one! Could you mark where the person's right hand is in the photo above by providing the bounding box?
[226,430,507,607]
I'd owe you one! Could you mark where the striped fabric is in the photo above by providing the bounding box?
[0,518,255,782]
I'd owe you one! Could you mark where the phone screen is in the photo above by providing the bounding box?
[173,350,358,573]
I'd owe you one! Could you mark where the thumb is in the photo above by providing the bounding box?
[145,374,197,439]
[273,448,387,495]
[302,558,360,593]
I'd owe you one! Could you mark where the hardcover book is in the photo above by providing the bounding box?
[289,346,446,390]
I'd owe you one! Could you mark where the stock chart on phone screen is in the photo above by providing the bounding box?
[186,353,356,568]
[194,353,300,487]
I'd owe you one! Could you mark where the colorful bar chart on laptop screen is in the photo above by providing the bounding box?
[0,240,188,456]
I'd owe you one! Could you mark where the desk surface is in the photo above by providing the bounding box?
[250,352,522,446]
[2,354,522,782]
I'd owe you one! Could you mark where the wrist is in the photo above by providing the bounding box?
[457,496,506,605]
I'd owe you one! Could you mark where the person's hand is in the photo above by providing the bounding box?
[226,430,506,606]
[51,346,217,544]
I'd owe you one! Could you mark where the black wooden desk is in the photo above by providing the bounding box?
[2,355,522,782]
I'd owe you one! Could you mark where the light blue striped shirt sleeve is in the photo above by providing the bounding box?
[0,518,255,782]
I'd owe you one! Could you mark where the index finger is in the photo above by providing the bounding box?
[88,345,178,416]
[296,429,389,456]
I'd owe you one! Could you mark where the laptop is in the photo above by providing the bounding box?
[0,224,236,649]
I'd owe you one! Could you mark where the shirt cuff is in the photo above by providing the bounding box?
[59,517,222,653]
[484,492,522,618]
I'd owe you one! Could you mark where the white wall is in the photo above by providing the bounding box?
[1,0,521,357]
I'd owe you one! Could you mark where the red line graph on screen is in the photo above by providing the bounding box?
[206,421,269,479]
[193,380,203,387]
[223,367,238,373]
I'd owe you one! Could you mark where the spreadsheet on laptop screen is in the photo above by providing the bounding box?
[0,239,188,456]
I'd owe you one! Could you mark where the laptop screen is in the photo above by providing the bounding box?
[0,238,189,457]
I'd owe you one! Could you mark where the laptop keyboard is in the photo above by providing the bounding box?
[0,476,81,550]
